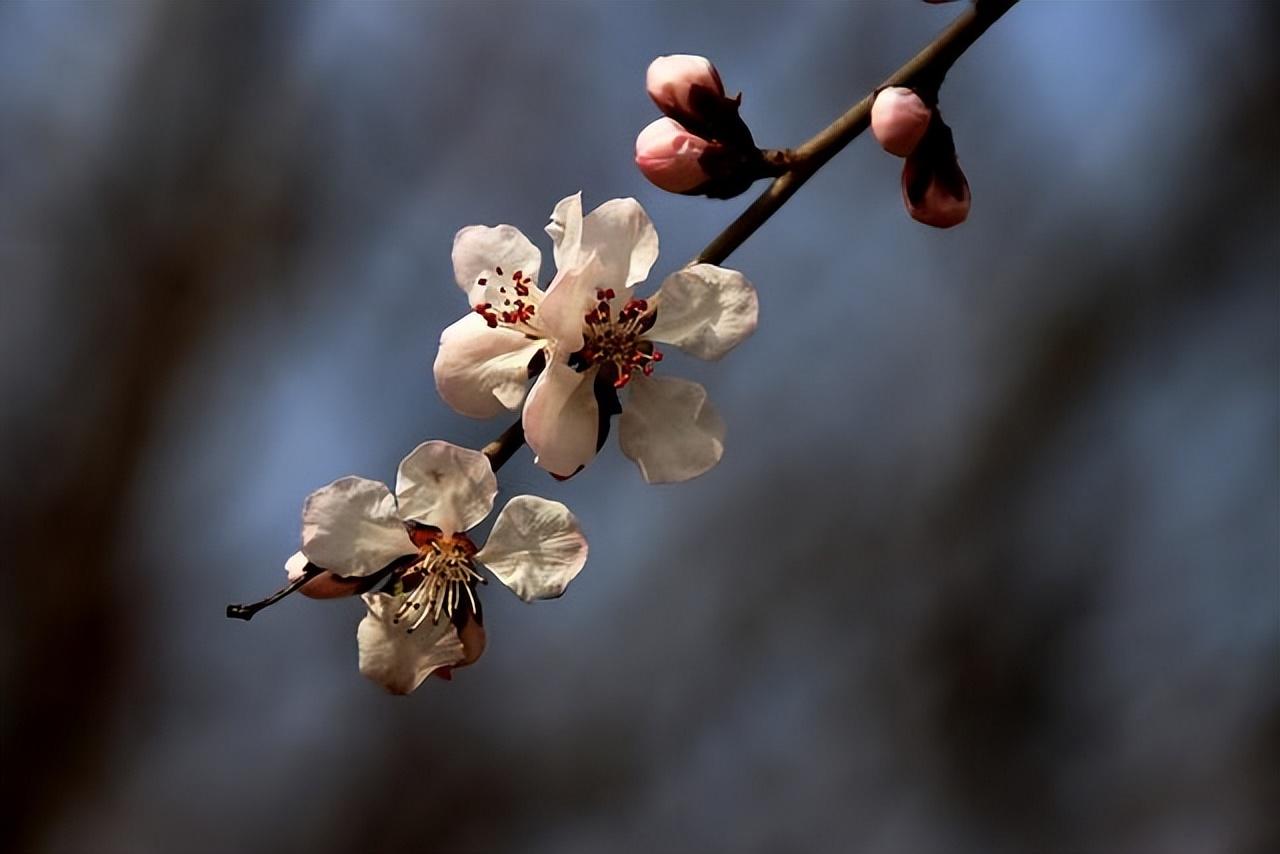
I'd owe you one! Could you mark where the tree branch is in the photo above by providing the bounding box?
[230,1,1019,619]
[484,0,1019,473]
[694,0,1019,267]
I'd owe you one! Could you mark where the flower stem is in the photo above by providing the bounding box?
[694,0,1019,267]
[483,418,526,471]
[226,567,320,621]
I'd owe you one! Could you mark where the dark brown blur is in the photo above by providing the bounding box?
[2,2,1277,853]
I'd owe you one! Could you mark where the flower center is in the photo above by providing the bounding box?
[473,266,539,331]
[577,289,662,389]
[393,531,485,633]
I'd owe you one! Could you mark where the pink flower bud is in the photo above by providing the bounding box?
[871,87,932,157]
[646,54,725,120]
[902,166,971,228]
[902,145,970,229]
[635,117,713,193]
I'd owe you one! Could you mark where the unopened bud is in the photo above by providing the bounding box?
[901,113,970,228]
[635,117,714,193]
[871,87,931,157]
[285,551,365,599]
[646,54,725,122]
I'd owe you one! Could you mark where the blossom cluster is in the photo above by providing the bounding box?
[274,192,757,694]
[235,6,995,694]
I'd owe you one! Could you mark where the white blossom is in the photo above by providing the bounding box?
[298,440,588,694]
[435,194,758,483]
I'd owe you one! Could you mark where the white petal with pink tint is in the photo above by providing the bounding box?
[581,197,659,289]
[285,550,309,582]
[618,375,726,483]
[357,593,464,694]
[434,313,542,418]
[523,360,600,478]
[301,477,416,577]
[395,441,497,533]
[452,224,541,302]
[535,252,605,354]
[545,193,583,274]
[648,264,759,361]
[476,496,588,602]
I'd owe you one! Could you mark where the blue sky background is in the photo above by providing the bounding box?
[3,2,1277,852]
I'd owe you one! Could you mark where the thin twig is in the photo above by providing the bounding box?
[231,1,1019,618]
[482,418,526,471]
[227,568,319,621]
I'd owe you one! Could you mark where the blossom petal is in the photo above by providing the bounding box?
[357,593,465,695]
[434,313,543,418]
[546,195,657,289]
[395,441,497,533]
[647,264,759,361]
[285,550,309,582]
[523,360,599,478]
[476,496,588,602]
[301,477,415,577]
[582,197,659,288]
[546,192,583,273]
[618,375,726,483]
[535,252,604,353]
[452,224,541,302]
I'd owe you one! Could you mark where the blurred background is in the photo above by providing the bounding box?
[3,1,1277,852]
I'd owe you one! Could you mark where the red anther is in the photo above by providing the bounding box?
[512,269,522,280]
[603,288,616,300]
[651,350,663,362]
[614,372,632,389]
[626,298,648,312]
[514,282,530,297]
[642,364,654,375]
[473,303,499,328]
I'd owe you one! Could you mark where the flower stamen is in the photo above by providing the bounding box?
[393,533,485,632]
[473,269,540,331]
[577,291,662,388]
